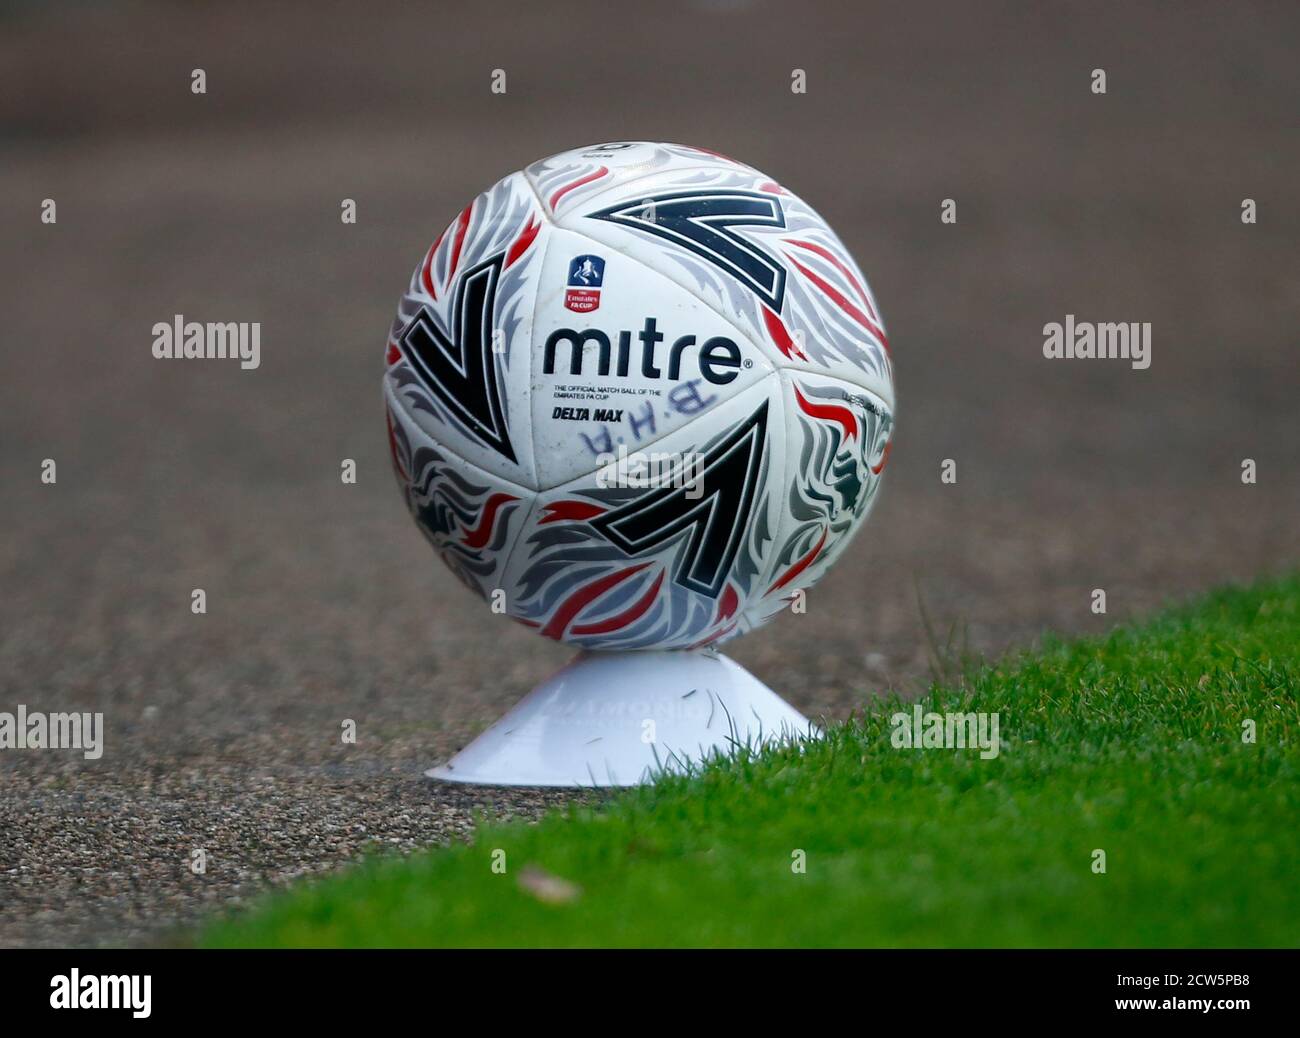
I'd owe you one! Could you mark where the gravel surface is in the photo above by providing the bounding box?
[1,1,1296,946]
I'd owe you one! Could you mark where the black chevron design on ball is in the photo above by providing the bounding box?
[587,190,787,311]
[397,254,516,464]
[589,401,768,599]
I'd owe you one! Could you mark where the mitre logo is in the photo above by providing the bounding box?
[542,317,745,385]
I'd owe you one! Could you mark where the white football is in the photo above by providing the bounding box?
[383,141,894,650]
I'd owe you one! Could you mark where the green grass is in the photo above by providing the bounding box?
[205,574,1300,947]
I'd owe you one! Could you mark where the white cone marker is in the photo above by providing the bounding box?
[427,649,817,788]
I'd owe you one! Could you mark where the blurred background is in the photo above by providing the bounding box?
[1,0,1296,945]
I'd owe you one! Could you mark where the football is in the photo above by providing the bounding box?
[383,141,894,650]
